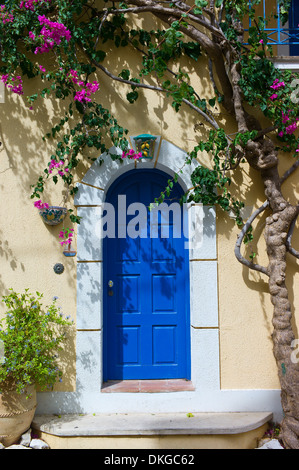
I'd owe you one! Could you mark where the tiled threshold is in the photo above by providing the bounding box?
[101,379,195,393]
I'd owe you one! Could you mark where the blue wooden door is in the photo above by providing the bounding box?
[103,169,190,380]
[289,0,299,56]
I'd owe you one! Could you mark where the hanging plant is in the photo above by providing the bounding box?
[37,204,68,226]
[59,228,76,257]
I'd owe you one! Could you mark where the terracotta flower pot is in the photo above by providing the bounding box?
[0,384,37,447]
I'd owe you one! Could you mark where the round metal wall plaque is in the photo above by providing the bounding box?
[53,263,64,274]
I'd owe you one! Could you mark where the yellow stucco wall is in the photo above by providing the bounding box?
[0,5,298,394]
[0,77,78,391]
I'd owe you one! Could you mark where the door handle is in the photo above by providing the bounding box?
[108,280,114,296]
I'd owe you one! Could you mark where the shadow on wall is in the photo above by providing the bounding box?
[0,230,26,276]
[0,78,79,293]
[42,323,77,394]
[99,46,221,155]
[0,79,91,196]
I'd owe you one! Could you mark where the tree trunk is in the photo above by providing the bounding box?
[260,156,299,448]
[264,197,299,448]
[242,138,299,448]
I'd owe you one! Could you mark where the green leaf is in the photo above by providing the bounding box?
[126,91,139,103]
[119,69,130,80]
[94,50,106,63]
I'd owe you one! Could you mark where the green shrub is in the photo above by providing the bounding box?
[0,289,74,395]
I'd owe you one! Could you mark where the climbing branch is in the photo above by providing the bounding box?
[94,61,220,129]
[280,159,299,185]
[234,200,270,276]
[108,1,225,39]
[235,156,299,267]
[107,0,235,116]
[286,213,299,259]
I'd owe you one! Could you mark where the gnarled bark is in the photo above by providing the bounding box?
[244,138,299,448]
[263,178,299,448]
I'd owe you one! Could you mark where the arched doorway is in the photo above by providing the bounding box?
[103,168,191,381]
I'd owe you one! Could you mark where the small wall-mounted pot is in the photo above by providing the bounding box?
[39,206,68,226]
[133,134,157,159]
[63,245,76,257]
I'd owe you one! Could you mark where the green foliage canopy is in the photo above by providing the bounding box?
[0,0,298,240]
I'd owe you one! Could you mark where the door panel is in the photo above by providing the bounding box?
[103,169,190,380]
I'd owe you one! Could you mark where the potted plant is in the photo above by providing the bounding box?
[34,200,67,226]
[59,228,76,257]
[0,289,73,446]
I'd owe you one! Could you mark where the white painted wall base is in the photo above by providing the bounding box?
[36,389,282,423]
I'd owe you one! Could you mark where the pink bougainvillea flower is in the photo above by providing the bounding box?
[68,69,79,83]
[282,111,290,124]
[286,122,298,135]
[270,94,278,101]
[1,74,23,95]
[270,79,285,90]
[74,88,91,102]
[34,200,49,210]
[86,81,99,93]
[122,149,143,160]
[48,158,70,177]
[30,15,72,54]
[20,0,51,11]
[0,4,14,23]
[67,70,99,103]
[59,228,74,246]
[1,74,9,85]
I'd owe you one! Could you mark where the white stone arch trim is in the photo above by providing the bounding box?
[74,137,195,202]
[74,136,219,391]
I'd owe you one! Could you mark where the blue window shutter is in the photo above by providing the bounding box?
[289,0,299,56]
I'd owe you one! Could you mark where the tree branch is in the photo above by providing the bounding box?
[109,1,225,39]
[280,159,299,185]
[111,0,235,116]
[94,61,220,129]
[94,10,109,50]
[255,125,279,139]
[230,60,248,133]
[286,212,299,259]
[234,200,270,276]
[208,58,222,99]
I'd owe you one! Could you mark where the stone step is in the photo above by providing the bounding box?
[33,411,273,437]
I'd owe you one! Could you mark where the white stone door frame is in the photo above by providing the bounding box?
[74,136,219,392]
